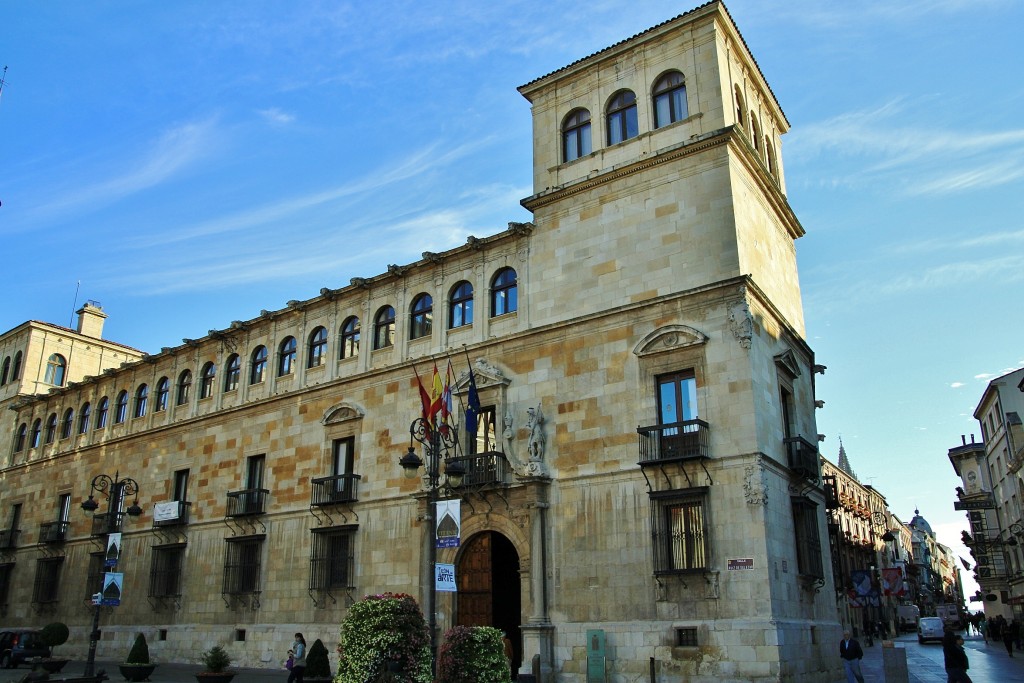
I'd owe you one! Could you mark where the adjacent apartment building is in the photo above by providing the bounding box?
[0,4,840,680]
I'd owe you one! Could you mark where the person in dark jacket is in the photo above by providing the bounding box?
[1004,619,1018,657]
[839,630,865,683]
[946,634,973,682]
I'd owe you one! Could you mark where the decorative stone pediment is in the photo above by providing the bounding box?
[321,402,365,426]
[632,325,708,357]
[453,358,511,394]
[773,349,801,379]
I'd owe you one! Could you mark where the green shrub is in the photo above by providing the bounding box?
[40,622,70,656]
[305,639,331,679]
[337,592,431,683]
[201,645,231,673]
[125,633,150,664]
[437,626,511,683]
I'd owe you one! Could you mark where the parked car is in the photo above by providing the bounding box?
[918,616,945,644]
[0,629,51,668]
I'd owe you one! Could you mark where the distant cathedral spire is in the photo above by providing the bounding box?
[837,436,858,481]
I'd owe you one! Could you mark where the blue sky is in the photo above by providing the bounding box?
[2,1,1022,601]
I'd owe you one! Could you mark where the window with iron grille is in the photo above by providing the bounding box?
[32,557,64,604]
[650,489,708,574]
[223,536,264,595]
[675,627,698,647]
[85,551,104,601]
[309,526,356,590]
[0,563,13,606]
[150,544,186,598]
[792,496,825,579]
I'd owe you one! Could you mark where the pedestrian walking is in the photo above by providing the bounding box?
[839,630,865,683]
[945,634,973,683]
[978,615,988,644]
[287,633,307,683]
[1003,619,1016,657]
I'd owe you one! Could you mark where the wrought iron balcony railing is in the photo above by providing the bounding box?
[447,451,510,488]
[91,511,124,536]
[226,488,269,517]
[38,521,69,544]
[0,528,20,550]
[785,435,819,482]
[637,419,710,464]
[310,474,361,506]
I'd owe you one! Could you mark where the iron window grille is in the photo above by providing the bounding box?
[226,488,269,517]
[0,528,19,550]
[309,526,356,591]
[38,521,69,544]
[149,544,186,598]
[0,562,12,606]
[32,556,64,604]
[85,551,104,601]
[222,536,264,595]
[310,475,361,506]
[792,496,825,579]
[650,489,708,574]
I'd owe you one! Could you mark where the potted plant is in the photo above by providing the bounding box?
[303,639,332,683]
[119,632,158,682]
[336,593,431,683]
[36,622,70,673]
[195,645,234,683]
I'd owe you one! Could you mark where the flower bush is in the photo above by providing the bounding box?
[336,592,431,683]
[437,626,511,683]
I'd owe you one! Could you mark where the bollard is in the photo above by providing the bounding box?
[881,640,909,683]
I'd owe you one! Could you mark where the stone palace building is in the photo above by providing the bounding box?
[0,3,840,681]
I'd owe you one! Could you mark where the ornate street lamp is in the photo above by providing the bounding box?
[399,417,465,674]
[81,471,143,677]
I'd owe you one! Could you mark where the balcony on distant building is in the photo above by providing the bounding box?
[446,451,510,488]
[91,511,124,536]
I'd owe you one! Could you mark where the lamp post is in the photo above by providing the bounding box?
[80,471,143,677]
[399,417,465,675]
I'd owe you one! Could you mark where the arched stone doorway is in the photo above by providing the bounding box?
[456,530,522,675]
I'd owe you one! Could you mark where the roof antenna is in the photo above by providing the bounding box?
[69,280,81,327]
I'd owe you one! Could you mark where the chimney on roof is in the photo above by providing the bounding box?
[76,301,107,339]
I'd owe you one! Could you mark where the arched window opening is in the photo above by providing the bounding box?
[449,281,474,329]
[607,90,638,145]
[61,408,74,439]
[278,337,297,376]
[30,419,42,448]
[79,403,91,434]
[134,384,149,418]
[45,413,58,443]
[115,391,129,424]
[250,346,268,385]
[562,108,592,162]
[224,354,241,392]
[200,362,216,398]
[155,377,170,412]
[44,354,67,386]
[374,307,396,350]
[490,268,518,317]
[410,294,433,340]
[308,327,328,368]
[95,397,109,429]
[653,71,687,128]
[14,423,27,452]
[340,318,360,359]
[177,370,192,406]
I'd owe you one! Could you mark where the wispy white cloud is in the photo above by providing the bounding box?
[789,100,1024,195]
[258,108,295,125]
[29,118,220,222]
[950,382,965,388]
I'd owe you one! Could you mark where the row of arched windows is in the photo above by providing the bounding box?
[561,71,689,163]
[10,268,519,455]
[0,351,24,386]
[734,86,778,178]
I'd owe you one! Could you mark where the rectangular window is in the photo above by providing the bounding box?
[1,504,21,549]
[57,493,71,523]
[675,628,698,647]
[650,489,708,574]
[310,526,356,590]
[33,557,64,604]
[470,406,497,454]
[150,544,186,598]
[223,536,264,595]
[174,469,190,502]
[330,437,357,502]
[792,497,824,579]
[0,563,13,606]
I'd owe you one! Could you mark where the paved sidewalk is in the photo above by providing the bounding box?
[0,661,283,683]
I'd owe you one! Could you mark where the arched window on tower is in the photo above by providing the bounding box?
[653,71,688,128]
[562,109,592,162]
[606,90,638,145]
[44,354,67,386]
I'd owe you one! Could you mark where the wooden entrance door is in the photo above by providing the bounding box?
[457,532,493,626]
